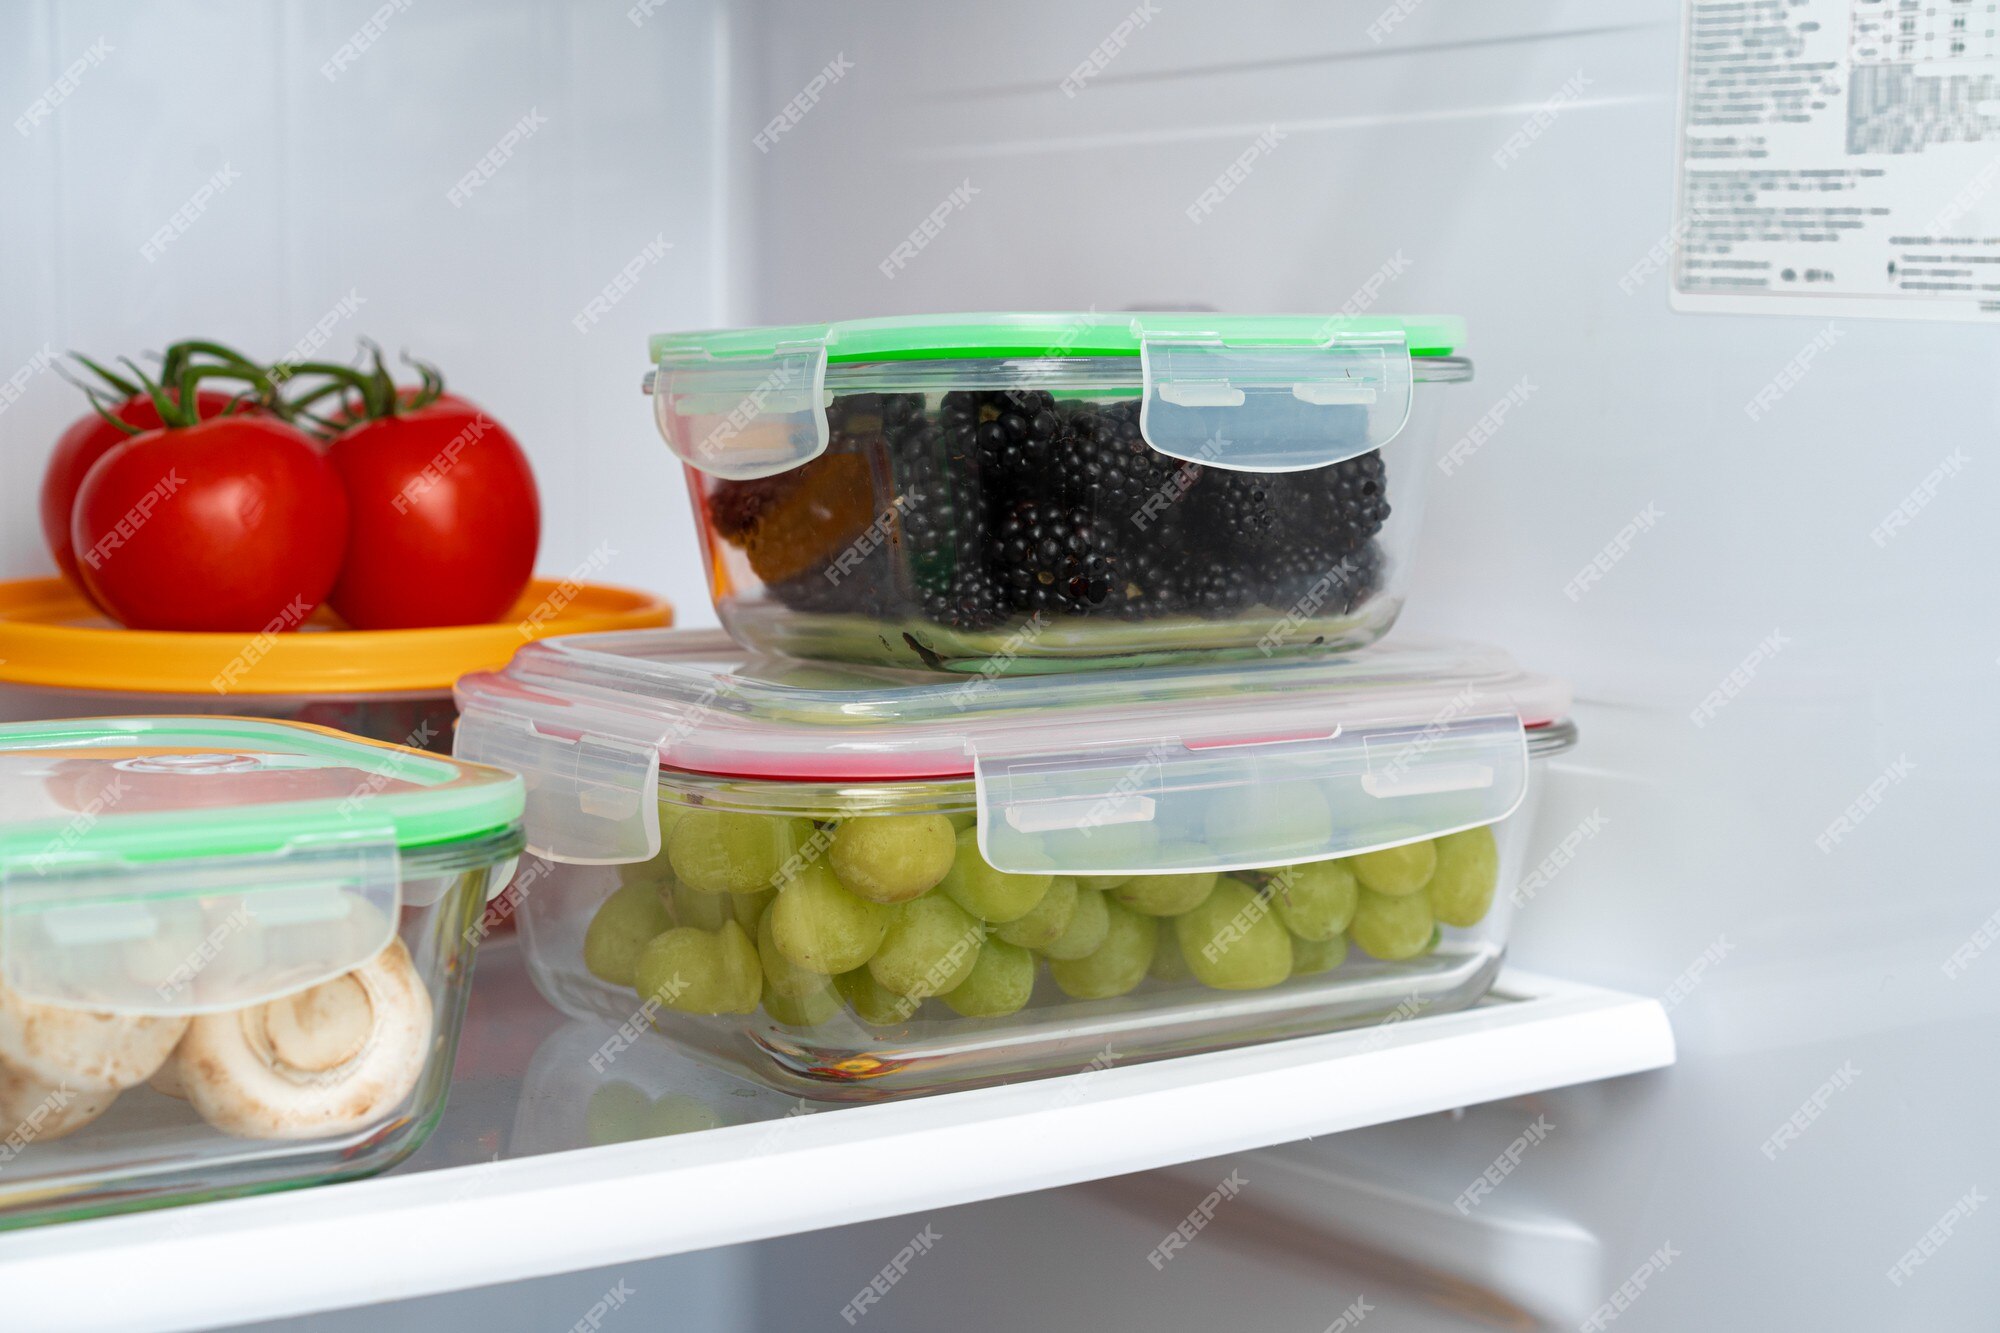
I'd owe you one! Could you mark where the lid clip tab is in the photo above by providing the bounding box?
[653,333,831,481]
[1135,319,1413,473]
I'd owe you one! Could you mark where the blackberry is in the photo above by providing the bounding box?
[1107,546,1185,620]
[1254,541,1383,614]
[921,563,1008,631]
[825,392,924,441]
[822,393,875,437]
[1301,451,1391,551]
[988,500,1121,614]
[1179,555,1257,616]
[719,388,1388,631]
[1057,412,1192,534]
[970,390,1065,505]
[1192,470,1308,550]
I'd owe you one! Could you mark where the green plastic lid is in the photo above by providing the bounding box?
[0,717,524,1015]
[650,311,1464,364]
[649,312,1470,483]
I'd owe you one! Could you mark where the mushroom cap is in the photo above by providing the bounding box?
[177,939,434,1141]
[148,1051,189,1101]
[0,979,189,1092]
[0,1058,118,1144]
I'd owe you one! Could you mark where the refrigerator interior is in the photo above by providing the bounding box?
[3,1,1996,1329]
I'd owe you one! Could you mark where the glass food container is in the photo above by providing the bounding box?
[647,313,1469,672]
[0,716,524,1228]
[0,577,672,752]
[455,628,1569,1101]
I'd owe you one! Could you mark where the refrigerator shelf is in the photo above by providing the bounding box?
[0,941,1672,1333]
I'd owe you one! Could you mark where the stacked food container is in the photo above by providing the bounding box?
[0,717,523,1226]
[450,312,1579,1101]
[0,309,1570,1228]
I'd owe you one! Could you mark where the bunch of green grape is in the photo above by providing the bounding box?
[580,803,1501,1030]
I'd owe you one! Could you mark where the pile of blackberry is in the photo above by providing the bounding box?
[735,390,1389,629]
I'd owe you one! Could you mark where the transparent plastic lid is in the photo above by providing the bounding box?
[0,717,524,1015]
[647,312,1469,481]
[454,629,1568,876]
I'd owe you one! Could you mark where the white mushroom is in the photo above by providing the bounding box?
[176,940,433,1140]
[148,1055,189,1101]
[0,1059,118,1144]
[0,978,188,1092]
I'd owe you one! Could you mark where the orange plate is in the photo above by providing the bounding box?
[0,577,671,695]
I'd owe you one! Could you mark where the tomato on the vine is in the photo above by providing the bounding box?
[323,397,540,629]
[40,388,238,597]
[71,414,348,633]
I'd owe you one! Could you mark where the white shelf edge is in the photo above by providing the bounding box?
[0,969,1674,1333]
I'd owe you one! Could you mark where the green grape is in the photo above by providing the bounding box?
[996,876,1079,949]
[762,977,842,1027]
[829,814,958,903]
[758,904,832,997]
[1113,869,1217,917]
[1420,925,1442,955]
[659,797,692,844]
[585,1081,652,1146]
[668,809,816,895]
[1289,932,1348,976]
[634,921,763,1014]
[1049,898,1155,1000]
[1202,783,1333,860]
[1426,826,1499,927]
[1038,887,1111,961]
[1349,889,1435,961]
[946,809,979,832]
[645,1092,723,1137]
[668,879,732,931]
[769,861,890,975]
[837,967,921,1026]
[938,827,1053,923]
[1176,879,1292,991]
[941,939,1035,1018]
[869,894,985,997]
[1352,839,1437,897]
[583,883,672,986]
[615,854,673,894]
[1269,860,1359,941]
[1149,918,1193,983]
[1057,819,1159,870]
[731,885,776,932]
[1075,874,1133,892]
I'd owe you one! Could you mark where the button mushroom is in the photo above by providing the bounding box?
[175,940,433,1140]
[148,1056,188,1101]
[0,977,188,1093]
[0,1061,118,1144]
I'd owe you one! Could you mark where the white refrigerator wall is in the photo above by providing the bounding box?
[0,0,735,626]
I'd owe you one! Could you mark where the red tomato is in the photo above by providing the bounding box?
[324,400,540,629]
[323,387,474,431]
[70,416,348,633]
[40,390,238,597]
